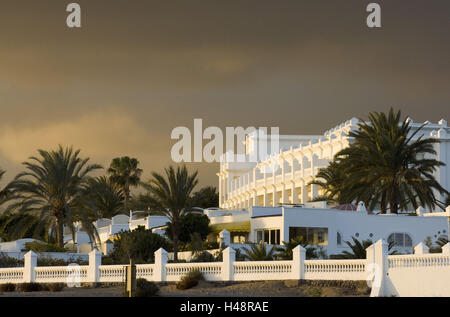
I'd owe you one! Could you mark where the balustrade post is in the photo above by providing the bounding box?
[222,247,236,281]
[414,242,429,254]
[366,239,389,297]
[88,249,102,284]
[442,242,450,254]
[292,245,305,280]
[23,251,37,283]
[154,248,168,282]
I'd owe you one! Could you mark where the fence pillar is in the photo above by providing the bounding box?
[414,242,429,254]
[219,230,231,248]
[23,251,37,283]
[88,249,102,283]
[222,247,235,281]
[292,245,305,280]
[154,248,168,282]
[442,242,450,254]
[366,239,389,297]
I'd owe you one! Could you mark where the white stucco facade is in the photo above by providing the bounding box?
[218,118,450,210]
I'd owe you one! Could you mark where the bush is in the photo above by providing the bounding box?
[134,279,159,297]
[24,241,68,253]
[0,253,21,268]
[17,283,42,292]
[110,226,170,264]
[45,283,65,292]
[0,283,16,292]
[165,213,211,244]
[191,251,215,263]
[176,269,204,290]
[37,257,88,267]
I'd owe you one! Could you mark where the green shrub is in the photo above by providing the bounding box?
[18,283,42,292]
[0,253,21,268]
[306,287,322,297]
[134,279,159,297]
[176,269,204,290]
[24,241,68,253]
[37,257,88,267]
[45,283,65,292]
[110,226,170,264]
[0,283,16,292]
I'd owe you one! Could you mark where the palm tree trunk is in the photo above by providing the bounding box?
[172,221,179,262]
[124,180,130,212]
[56,218,64,248]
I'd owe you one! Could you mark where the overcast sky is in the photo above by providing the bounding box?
[0,0,449,189]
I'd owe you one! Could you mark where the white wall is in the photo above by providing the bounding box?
[250,207,448,255]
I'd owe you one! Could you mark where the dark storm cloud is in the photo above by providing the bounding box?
[0,0,449,187]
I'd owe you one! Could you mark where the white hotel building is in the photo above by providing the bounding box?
[52,117,450,256]
[217,117,450,210]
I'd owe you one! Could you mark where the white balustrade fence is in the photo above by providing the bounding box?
[1,241,450,296]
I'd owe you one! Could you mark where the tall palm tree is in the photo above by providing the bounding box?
[5,146,102,247]
[141,165,198,261]
[190,186,219,208]
[328,108,447,213]
[0,169,12,201]
[82,176,124,219]
[107,157,143,212]
[309,161,347,205]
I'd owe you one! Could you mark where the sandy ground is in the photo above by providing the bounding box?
[0,280,370,297]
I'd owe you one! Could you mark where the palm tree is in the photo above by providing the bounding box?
[141,165,198,261]
[82,176,124,219]
[241,243,275,261]
[309,161,347,205]
[107,157,143,212]
[0,169,12,201]
[275,237,324,260]
[5,145,102,247]
[334,108,447,213]
[333,237,397,259]
[190,186,219,208]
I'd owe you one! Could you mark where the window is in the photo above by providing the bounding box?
[387,232,413,248]
[255,229,280,244]
[337,232,342,245]
[231,232,248,244]
[289,227,328,245]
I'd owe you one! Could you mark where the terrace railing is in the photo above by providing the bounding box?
[1,240,450,297]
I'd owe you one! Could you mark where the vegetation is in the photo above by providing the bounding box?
[45,283,65,292]
[109,226,170,264]
[275,237,327,260]
[0,213,46,242]
[24,241,68,253]
[310,109,448,213]
[0,283,16,292]
[425,235,448,253]
[4,146,102,247]
[165,213,211,245]
[134,278,159,297]
[190,251,215,262]
[107,156,143,212]
[141,165,198,261]
[331,237,397,259]
[190,186,219,208]
[82,176,124,219]
[176,269,204,290]
[0,253,21,268]
[17,282,42,292]
[241,243,276,261]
